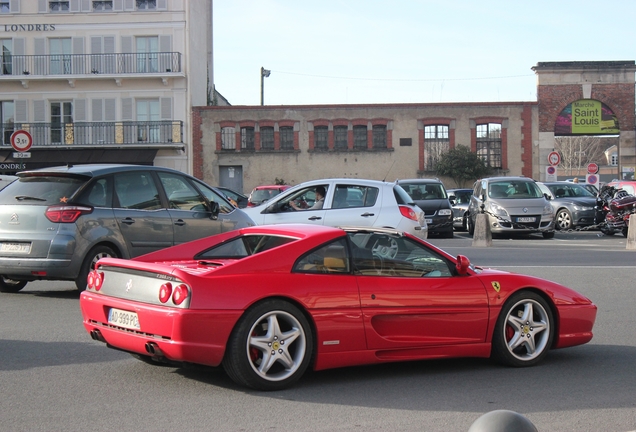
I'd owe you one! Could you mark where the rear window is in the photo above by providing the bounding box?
[197,234,296,259]
[251,188,283,203]
[394,184,415,205]
[0,176,87,205]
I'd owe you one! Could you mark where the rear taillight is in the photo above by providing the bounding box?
[172,284,189,305]
[87,270,104,291]
[399,205,419,222]
[45,205,93,223]
[159,283,173,303]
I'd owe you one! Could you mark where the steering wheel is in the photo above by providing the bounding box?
[372,238,398,260]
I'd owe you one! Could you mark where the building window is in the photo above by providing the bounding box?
[241,127,254,151]
[51,101,72,144]
[1,100,14,146]
[136,36,158,73]
[0,2,10,13]
[136,99,159,142]
[424,125,450,171]
[334,125,348,150]
[476,123,502,169]
[136,0,156,10]
[314,126,328,150]
[610,153,618,166]
[49,38,72,74]
[280,126,294,150]
[221,127,235,150]
[1,39,12,75]
[353,125,367,150]
[260,126,274,150]
[49,1,70,11]
[93,1,113,11]
[373,125,387,149]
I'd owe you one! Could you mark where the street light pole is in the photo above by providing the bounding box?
[260,67,271,106]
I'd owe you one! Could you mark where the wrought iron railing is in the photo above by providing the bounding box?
[0,52,182,77]
[1,121,183,147]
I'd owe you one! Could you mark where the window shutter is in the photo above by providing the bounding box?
[14,100,28,123]
[124,0,135,11]
[72,37,85,74]
[91,36,102,54]
[81,0,91,11]
[121,36,132,53]
[121,98,133,121]
[34,38,45,74]
[113,0,123,11]
[156,0,167,10]
[74,99,87,121]
[13,38,25,55]
[13,38,25,73]
[159,35,171,52]
[104,99,116,122]
[91,99,103,122]
[34,38,45,55]
[38,0,47,13]
[34,100,46,122]
[10,0,20,13]
[104,36,115,53]
[70,0,80,12]
[160,98,172,120]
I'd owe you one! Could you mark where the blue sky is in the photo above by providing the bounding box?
[213,0,635,106]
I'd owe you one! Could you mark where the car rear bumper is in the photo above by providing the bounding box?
[0,257,75,279]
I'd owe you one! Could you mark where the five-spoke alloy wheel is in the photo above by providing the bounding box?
[223,300,313,390]
[492,291,554,367]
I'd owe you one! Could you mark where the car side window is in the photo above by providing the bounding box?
[76,178,112,208]
[294,239,350,274]
[347,232,452,278]
[157,172,208,212]
[198,235,296,259]
[114,172,162,210]
[333,185,378,208]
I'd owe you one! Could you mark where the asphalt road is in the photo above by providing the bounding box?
[1,231,635,432]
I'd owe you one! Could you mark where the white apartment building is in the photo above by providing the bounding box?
[0,0,213,175]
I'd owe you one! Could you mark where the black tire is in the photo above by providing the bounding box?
[622,227,629,237]
[0,277,28,293]
[461,213,468,231]
[542,231,555,239]
[467,216,475,236]
[75,245,117,291]
[555,209,573,230]
[222,299,313,391]
[491,291,554,367]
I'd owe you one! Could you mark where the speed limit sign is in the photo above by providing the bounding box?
[10,130,33,152]
[548,151,561,166]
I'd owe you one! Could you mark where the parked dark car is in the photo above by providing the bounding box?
[538,181,598,230]
[0,164,254,292]
[447,188,473,231]
[398,179,453,237]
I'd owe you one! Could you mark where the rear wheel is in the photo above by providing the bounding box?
[223,299,313,390]
[75,245,116,291]
[0,277,28,293]
[467,215,475,235]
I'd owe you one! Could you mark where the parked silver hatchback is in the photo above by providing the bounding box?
[467,176,554,238]
[0,164,254,292]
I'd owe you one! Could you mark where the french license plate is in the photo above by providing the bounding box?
[108,308,140,330]
[425,219,433,224]
[0,242,31,254]
[516,217,536,223]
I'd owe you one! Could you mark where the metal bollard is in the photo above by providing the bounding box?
[468,410,538,432]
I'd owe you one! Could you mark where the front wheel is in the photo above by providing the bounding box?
[75,245,116,291]
[467,215,475,236]
[491,291,554,367]
[0,277,28,293]
[223,300,313,390]
[555,209,572,230]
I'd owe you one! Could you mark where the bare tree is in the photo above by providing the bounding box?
[553,136,606,176]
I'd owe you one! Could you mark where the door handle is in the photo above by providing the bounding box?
[174,219,186,226]
[360,212,375,217]
[308,216,322,221]
[120,217,135,225]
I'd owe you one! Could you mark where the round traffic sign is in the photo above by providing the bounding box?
[587,163,599,174]
[547,166,556,175]
[10,130,33,152]
[548,151,561,166]
[586,174,599,185]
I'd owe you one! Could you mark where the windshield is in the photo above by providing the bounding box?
[488,180,542,199]
[0,176,86,205]
[547,183,595,198]
[401,182,447,200]
[251,188,283,203]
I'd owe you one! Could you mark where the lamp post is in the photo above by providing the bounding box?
[260,67,271,106]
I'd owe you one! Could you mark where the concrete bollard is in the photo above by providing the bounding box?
[627,215,636,250]
[468,410,538,432]
[472,212,492,247]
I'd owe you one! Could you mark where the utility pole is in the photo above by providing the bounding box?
[260,67,271,106]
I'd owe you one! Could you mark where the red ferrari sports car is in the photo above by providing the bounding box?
[80,224,596,390]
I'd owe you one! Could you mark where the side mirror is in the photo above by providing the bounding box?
[455,255,471,275]
[208,201,220,220]
[544,193,552,200]
[449,197,456,205]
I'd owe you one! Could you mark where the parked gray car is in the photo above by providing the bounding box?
[0,164,254,292]
[537,181,596,230]
[468,176,554,238]
[446,188,473,231]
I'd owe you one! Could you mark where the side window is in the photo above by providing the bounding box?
[280,185,328,211]
[76,177,111,207]
[198,235,296,259]
[157,172,207,212]
[294,239,349,274]
[114,171,161,210]
[193,180,235,214]
[333,185,378,208]
[347,232,452,278]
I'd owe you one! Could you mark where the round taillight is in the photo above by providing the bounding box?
[172,284,189,305]
[159,283,172,303]
[87,270,96,289]
[94,272,103,291]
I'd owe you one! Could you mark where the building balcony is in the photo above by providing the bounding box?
[0,52,183,86]
[1,121,184,149]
